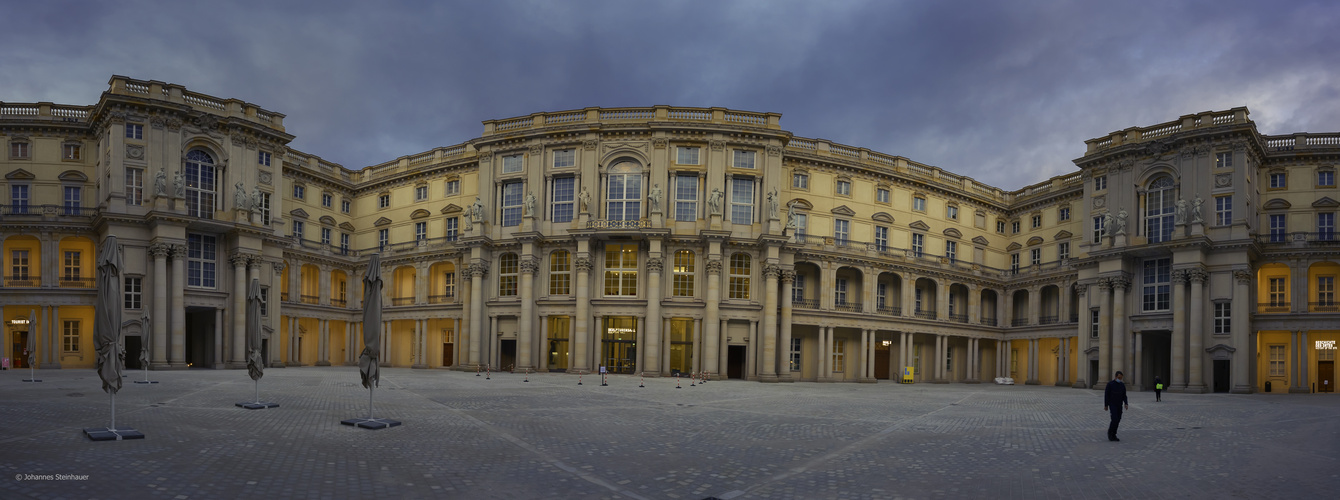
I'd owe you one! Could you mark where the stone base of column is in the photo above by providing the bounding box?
[758,374,779,383]
[225,361,248,369]
[269,362,287,368]
[1288,386,1310,394]
[1230,384,1253,394]
[315,361,332,367]
[778,373,795,383]
[859,377,877,384]
[817,377,837,383]
[1071,379,1087,389]
[1168,384,1188,393]
[963,379,981,384]
[1025,379,1041,385]
[1054,381,1069,387]
[930,379,950,384]
[343,361,357,367]
[411,364,427,369]
[1184,384,1208,394]
[642,372,661,378]
[287,362,305,367]
[169,362,188,369]
[156,363,188,370]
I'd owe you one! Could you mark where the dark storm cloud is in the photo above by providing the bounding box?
[4,0,1339,189]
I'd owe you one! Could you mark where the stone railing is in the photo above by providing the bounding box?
[0,102,93,123]
[1084,107,1249,155]
[781,135,1008,203]
[360,143,475,181]
[107,75,286,130]
[1260,133,1340,152]
[481,106,781,136]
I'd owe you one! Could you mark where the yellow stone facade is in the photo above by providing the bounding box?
[1,76,1336,393]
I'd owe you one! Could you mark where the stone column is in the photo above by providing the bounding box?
[1299,330,1310,393]
[1004,290,1014,327]
[936,280,949,320]
[1187,267,1207,392]
[1073,283,1088,388]
[902,273,916,318]
[573,255,591,373]
[760,264,779,381]
[170,244,187,368]
[692,318,702,375]
[1111,276,1130,382]
[1056,337,1069,386]
[645,256,663,377]
[900,332,910,378]
[518,257,536,371]
[150,243,170,368]
[468,262,486,369]
[317,319,330,366]
[704,258,723,378]
[1025,339,1038,385]
[1231,270,1252,393]
[747,320,758,379]
[1028,286,1041,325]
[858,329,868,381]
[968,285,981,324]
[458,264,471,371]
[934,334,944,382]
[214,308,224,368]
[818,327,828,380]
[779,270,795,381]
[230,253,250,368]
[1133,331,1143,389]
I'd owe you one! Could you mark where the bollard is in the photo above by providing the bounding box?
[690,372,696,387]
[703,370,709,384]
[578,372,583,386]
[639,372,645,388]
[675,373,682,389]
[486,364,491,380]
[476,364,481,377]
[601,372,608,387]
[524,368,530,383]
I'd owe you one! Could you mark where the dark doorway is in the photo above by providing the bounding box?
[1141,331,1172,391]
[442,342,454,367]
[1319,361,1334,393]
[500,339,516,371]
[125,336,143,370]
[184,308,216,368]
[1213,360,1230,393]
[261,339,270,368]
[875,349,891,379]
[11,331,28,369]
[727,345,746,379]
[1089,360,1099,389]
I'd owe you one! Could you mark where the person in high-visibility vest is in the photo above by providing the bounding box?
[1154,376,1163,402]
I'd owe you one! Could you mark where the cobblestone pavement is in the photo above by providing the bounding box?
[1,367,1335,499]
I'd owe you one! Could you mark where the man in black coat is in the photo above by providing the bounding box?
[1104,371,1129,441]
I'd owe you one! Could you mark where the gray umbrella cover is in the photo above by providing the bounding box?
[246,278,265,381]
[358,254,383,389]
[94,236,123,395]
[28,308,37,368]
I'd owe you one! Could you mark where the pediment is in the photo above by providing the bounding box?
[440,204,463,215]
[786,198,814,210]
[338,222,356,232]
[1313,196,1339,208]
[1262,198,1292,210]
[410,209,432,219]
[1006,242,1022,251]
[831,205,856,217]
[1204,343,1237,360]
[871,212,895,223]
[374,217,392,227]
[972,236,990,246]
[289,208,309,219]
[942,228,962,239]
[1054,230,1073,240]
[58,170,89,182]
[908,220,930,231]
[5,168,35,180]
[1027,236,1044,246]
[318,215,336,226]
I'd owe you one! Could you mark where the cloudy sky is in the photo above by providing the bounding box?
[4,0,1338,189]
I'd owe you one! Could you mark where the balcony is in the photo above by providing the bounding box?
[0,204,97,218]
[586,219,652,230]
[914,309,936,320]
[59,277,96,288]
[793,299,820,309]
[981,317,998,326]
[1258,232,1340,247]
[3,276,39,287]
[876,305,902,316]
[834,301,863,313]
[299,294,319,305]
[1040,315,1059,325]
[949,313,968,323]
[281,291,290,302]
[391,297,414,306]
[1069,313,1079,323]
[1257,303,1290,314]
[429,293,455,304]
[1012,318,1030,327]
[1309,302,1339,313]
[331,298,347,308]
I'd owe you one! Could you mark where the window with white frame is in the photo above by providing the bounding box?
[1269,345,1286,377]
[322,192,333,207]
[790,337,801,372]
[292,220,304,239]
[834,219,850,246]
[259,192,271,225]
[321,227,332,245]
[502,154,524,174]
[792,172,809,189]
[260,287,269,316]
[603,243,638,296]
[550,250,571,295]
[835,278,848,306]
[415,185,428,201]
[553,149,575,169]
[997,220,1006,233]
[729,253,751,300]
[498,253,518,297]
[792,274,806,302]
[1141,258,1171,312]
[730,177,753,224]
[1011,220,1021,233]
[915,287,923,312]
[10,184,28,213]
[126,167,144,206]
[1215,152,1233,169]
[794,213,808,240]
[1269,214,1286,242]
[63,143,81,160]
[606,170,642,221]
[378,193,389,209]
[675,174,697,222]
[1030,248,1041,266]
[445,217,458,241]
[551,176,575,223]
[186,233,217,288]
[63,186,81,215]
[1059,206,1070,221]
[1058,242,1070,260]
[258,151,271,166]
[445,179,460,196]
[62,251,80,281]
[1268,277,1287,306]
[874,226,889,251]
[63,320,80,353]
[378,228,388,250]
[294,184,305,199]
[1031,214,1042,228]
[1269,172,1287,189]
[1094,175,1107,191]
[1010,253,1020,273]
[124,276,142,309]
[832,339,845,373]
[1093,215,1106,242]
[676,146,700,165]
[340,233,350,254]
[184,150,217,219]
[946,240,957,263]
[877,188,890,204]
[1090,309,1100,337]
[341,199,350,213]
[835,179,851,196]
[947,205,958,220]
[733,149,756,169]
[672,250,695,297]
[125,123,143,140]
[877,283,888,309]
[9,140,29,159]
[1319,276,1336,306]
[1215,195,1232,226]
[1213,302,1231,335]
[913,196,926,212]
[501,181,523,226]
[414,222,426,241]
[911,233,924,257]
[1319,212,1336,240]
[1321,169,1336,188]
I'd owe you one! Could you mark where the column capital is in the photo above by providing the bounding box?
[1233,269,1252,285]
[169,244,188,260]
[646,257,664,274]
[763,264,781,279]
[1171,269,1189,284]
[468,262,489,279]
[574,256,593,273]
[1097,277,1112,291]
[1110,276,1130,290]
[1074,282,1088,296]
[705,259,723,275]
[780,269,795,284]
[148,243,172,258]
[229,253,252,267]
[519,257,540,275]
[1187,267,1208,284]
[272,260,287,274]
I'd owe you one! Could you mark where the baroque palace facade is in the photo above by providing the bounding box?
[2,76,1337,394]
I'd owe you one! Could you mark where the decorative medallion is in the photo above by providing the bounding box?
[1214,173,1232,188]
[258,170,272,185]
[1093,195,1106,209]
[126,145,144,160]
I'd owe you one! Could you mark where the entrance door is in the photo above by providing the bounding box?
[11,331,28,369]
[1089,360,1099,389]
[442,343,454,367]
[1213,360,1230,393]
[500,339,516,371]
[727,345,746,379]
[184,309,216,368]
[602,316,637,374]
[125,336,142,370]
[875,349,891,379]
[1319,361,1334,393]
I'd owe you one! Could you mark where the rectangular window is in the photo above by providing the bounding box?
[1213,302,1231,335]
[318,192,330,208]
[550,252,571,295]
[340,233,350,254]
[321,227,332,245]
[1094,175,1107,191]
[794,213,807,240]
[911,233,924,257]
[501,182,523,227]
[258,151,271,166]
[729,254,751,300]
[63,186,81,215]
[1319,276,1335,306]
[946,205,958,220]
[1031,215,1042,228]
[187,234,217,288]
[676,146,700,165]
[1030,248,1041,267]
[341,199,351,213]
[835,278,848,306]
[877,188,890,204]
[835,180,851,196]
[792,274,806,303]
[259,287,269,316]
[832,339,845,373]
[1141,258,1171,312]
[733,149,756,169]
[1215,152,1233,169]
[445,179,460,196]
[446,217,459,241]
[378,194,390,209]
[378,228,389,250]
[1269,172,1286,189]
[834,219,850,246]
[551,177,575,223]
[184,152,218,217]
[792,173,808,189]
[1215,195,1232,226]
[730,178,753,225]
[945,240,957,263]
[126,168,144,206]
[63,251,80,281]
[1269,214,1286,242]
[553,149,575,169]
[915,287,923,312]
[1090,309,1100,338]
[292,220,304,239]
[1058,242,1070,260]
[63,320,80,353]
[502,154,524,173]
[10,184,28,213]
[1319,213,1336,240]
[789,337,801,372]
[1059,207,1070,221]
[294,185,305,199]
[606,173,642,221]
[1011,221,1021,234]
[997,220,1006,233]
[672,250,695,297]
[1268,277,1287,306]
[499,255,518,297]
[603,244,638,297]
[874,226,889,252]
[1093,215,1106,242]
[913,197,926,212]
[125,123,143,140]
[124,276,142,309]
[414,222,426,241]
[1269,345,1286,377]
[415,185,428,201]
[877,283,888,309]
[259,192,271,225]
[1010,253,1020,273]
[1321,170,1336,188]
[674,174,697,222]
[10,142,30,159]
[442,272,456,298]
[63,143,81,160]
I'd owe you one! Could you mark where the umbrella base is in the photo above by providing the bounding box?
[22,379,41,382]
[341,418,401,430]
[236,401,279,409]
[133,380,158,384]
[83,427,144,441]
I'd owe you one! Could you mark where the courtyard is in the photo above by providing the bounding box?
[1,367,1334,499]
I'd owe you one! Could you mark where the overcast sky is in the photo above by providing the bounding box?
[4,0,1338,189]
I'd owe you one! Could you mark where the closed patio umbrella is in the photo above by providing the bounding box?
[85,235,142,440]
[342,253,399,429]
[23,308,38,382]
[238,277,277,409]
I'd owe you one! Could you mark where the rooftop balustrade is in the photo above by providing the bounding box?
[107,75,286,130]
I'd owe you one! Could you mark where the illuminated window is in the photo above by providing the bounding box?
[63,320,80,353]
[1269,345,1285,377]
[672,250,695,297]
[1141,258,1171,312]
[1269,277,1287,307]
[1215,152,1233,169]
[603,244,638,296]
[498,253,518,297]
[729,253,751,300]
[549,250,571,296]
[832,339,845,373]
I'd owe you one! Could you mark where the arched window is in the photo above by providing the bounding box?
[498,253,518,297]
[606,161,642,221]
[672,250,695,297]
[549,250,571,295]
[729,253,751,300]
[1145,175,1175,243]
[185,149,217,219]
